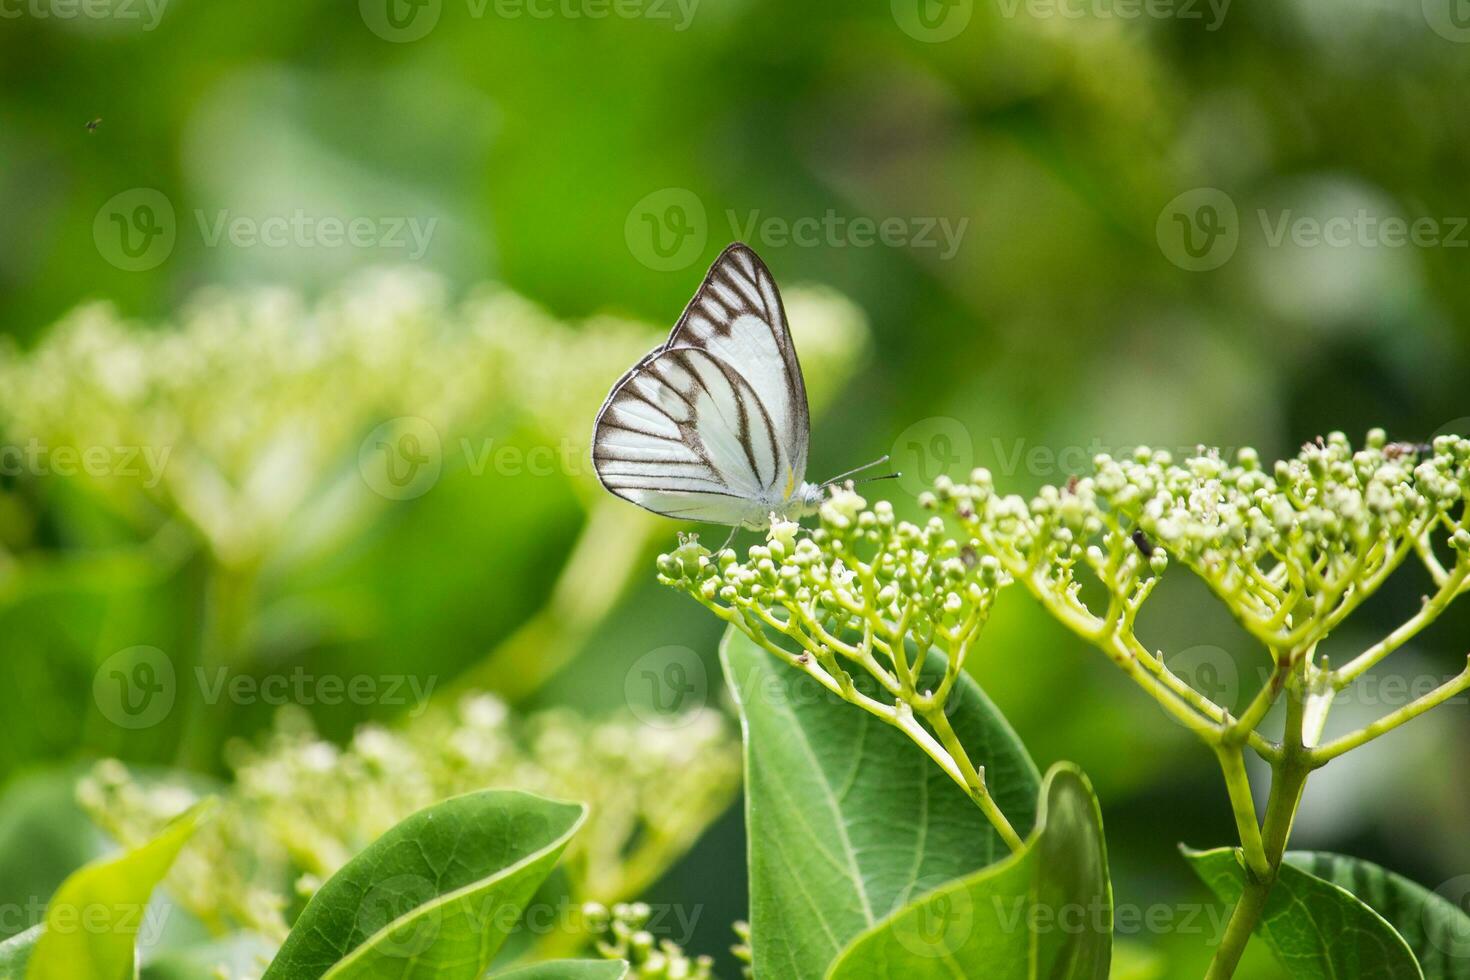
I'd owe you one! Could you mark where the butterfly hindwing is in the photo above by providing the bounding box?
[592,243,812,525]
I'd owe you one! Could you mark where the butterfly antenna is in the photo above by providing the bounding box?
[821,455,895,489]
[851,472,901,486]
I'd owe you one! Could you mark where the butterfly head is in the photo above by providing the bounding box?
[789,481,827,519]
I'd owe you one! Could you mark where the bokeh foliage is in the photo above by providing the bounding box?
[3,1,1470,976]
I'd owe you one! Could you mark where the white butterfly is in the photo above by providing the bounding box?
[593,243,883,530]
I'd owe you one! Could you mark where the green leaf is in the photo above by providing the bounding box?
[1284,852,1470,978]
[490,960,629,979]
[721,625,1042,980]
[826,764,1112,979]
[0,927,41,977]
[262,789,586,980]
[24,799,214,980]
[1184,846,1423,980]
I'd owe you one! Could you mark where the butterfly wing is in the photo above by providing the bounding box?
[592,244,811,524]
[666,243,811,485]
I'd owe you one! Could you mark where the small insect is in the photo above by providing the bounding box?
[593,243,891,532]
[1383,441,1434,461]
[85,117,102,132]
[1131,528,1157,558]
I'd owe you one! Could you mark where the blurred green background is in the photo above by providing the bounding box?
[3,0,1470,976]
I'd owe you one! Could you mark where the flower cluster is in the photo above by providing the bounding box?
[658,490,1007,715]
[78,694,740,947]
[584,902,715,980]
[0,269,867,566]
[660,431,1470,843]
[658,487,1023,849]
[930,430,1470,661]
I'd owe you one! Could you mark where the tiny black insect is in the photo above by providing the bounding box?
[1132,528,1156,558]
[85,117,102,132]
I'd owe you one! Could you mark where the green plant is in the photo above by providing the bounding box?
[2,788,664,979]
[659,430,1470,978]
[77,694,739,961]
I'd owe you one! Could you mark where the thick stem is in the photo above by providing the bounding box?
[1204,690,1312,980]
[176,558,258,770]
[1203,875,1273,980]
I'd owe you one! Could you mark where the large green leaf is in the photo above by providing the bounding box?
[827,764,1112,979]
[491,961,629,979]
[263,790,585,980]
[24,799,214,980]
[1184,846,1423,979]
[1285,852,1470,979]
[721,626,1041,980]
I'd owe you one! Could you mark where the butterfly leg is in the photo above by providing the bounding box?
[718,524,739,555]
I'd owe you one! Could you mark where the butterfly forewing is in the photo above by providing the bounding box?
[668,244,810,484]
[592,244,812,525]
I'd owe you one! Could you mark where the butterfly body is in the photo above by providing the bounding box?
[593,243,822,529]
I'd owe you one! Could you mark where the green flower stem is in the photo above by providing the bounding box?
[974,527,1230,739]
[1205,690,1314,980]
[1213,744,1269,880]
[1333,558,1470,686]
[1230,659,1288,742]
[705,602,1025,854]
[1310,655,1470,763]
[659,434,1470,979]
[922,703,1025,853]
